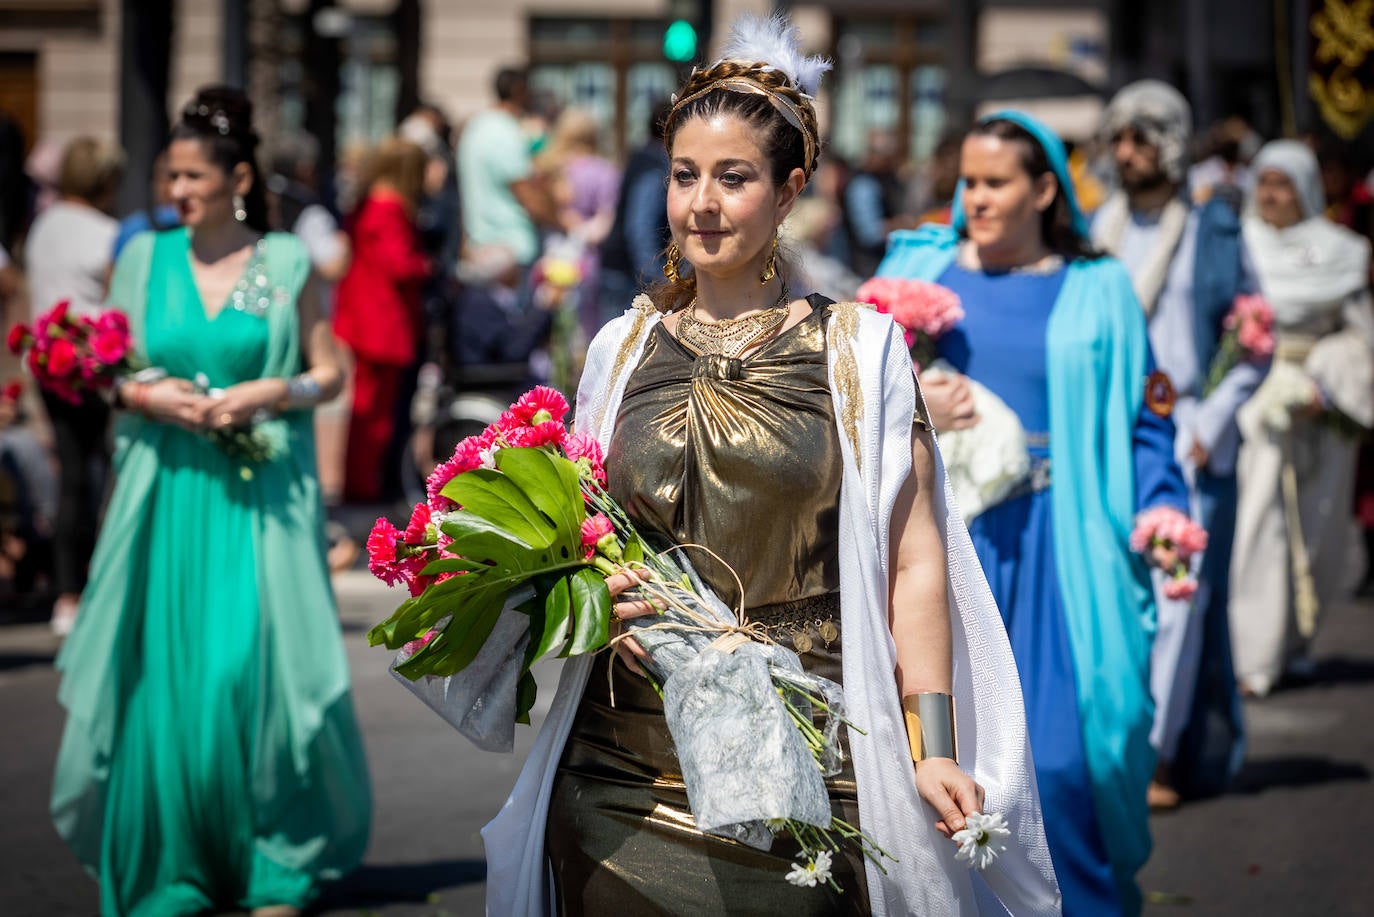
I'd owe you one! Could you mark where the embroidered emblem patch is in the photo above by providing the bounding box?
[1145,370,1176,418]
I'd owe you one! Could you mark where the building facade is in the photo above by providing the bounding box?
[0,0,1361,216]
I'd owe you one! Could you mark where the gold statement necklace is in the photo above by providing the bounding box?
[676,282,791,360]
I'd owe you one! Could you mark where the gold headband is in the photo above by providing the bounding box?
[668,75,818,176]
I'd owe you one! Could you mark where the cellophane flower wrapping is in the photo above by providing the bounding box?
[623,551,842,849]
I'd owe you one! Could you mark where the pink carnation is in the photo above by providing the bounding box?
[564,432,608,486]
[1163,575,1199,601]
[426,429,499,509]
[505,418,568,449]
[404,501,434,545]
[581,513,615,558]
[1130,506,1209,560]
[506,385,570,427]
[46,337,77,379]
[1228,293,1276,358]
[855,277,964,346]
[91,326,131,364]
[581,513,614,547]
[366,516,407,586]
[95,310,129,335]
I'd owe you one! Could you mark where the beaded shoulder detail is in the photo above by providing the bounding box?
[227,237,293,317]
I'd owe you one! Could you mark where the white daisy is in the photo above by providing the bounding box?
[952,812,1011,870]
[785,850,833,887]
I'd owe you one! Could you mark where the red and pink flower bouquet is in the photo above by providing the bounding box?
[7,300,136,404]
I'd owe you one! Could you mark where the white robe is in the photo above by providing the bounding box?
[480,297,1060,916]
[1230,144,1374,694]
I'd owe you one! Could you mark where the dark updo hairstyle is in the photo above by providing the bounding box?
[966,118,1100,262]
[170,85,269,231]
[650,61,822,312]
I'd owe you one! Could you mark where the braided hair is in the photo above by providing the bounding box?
[170,85,269,232]
[652,61,823,311]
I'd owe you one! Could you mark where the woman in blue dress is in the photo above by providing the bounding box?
[877,112,1189,916]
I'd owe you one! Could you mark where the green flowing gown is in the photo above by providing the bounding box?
[51,228,372,916]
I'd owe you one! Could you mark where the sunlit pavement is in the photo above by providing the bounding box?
[2,574,1370,916]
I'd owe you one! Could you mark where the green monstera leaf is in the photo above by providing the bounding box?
[368,446,613,683]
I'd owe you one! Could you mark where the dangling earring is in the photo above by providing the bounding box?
[759,233,779,284]
[663,242,682,284]
[233,193,247,223]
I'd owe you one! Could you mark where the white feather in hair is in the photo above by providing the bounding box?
[719,12,832,97]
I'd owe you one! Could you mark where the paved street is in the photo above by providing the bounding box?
[2,571,1371,916]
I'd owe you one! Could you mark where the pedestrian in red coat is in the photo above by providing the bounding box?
[334,138,431,502]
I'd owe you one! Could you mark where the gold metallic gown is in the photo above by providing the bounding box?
[547,297,871,915]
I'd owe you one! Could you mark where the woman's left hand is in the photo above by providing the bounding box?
[199,378,289,429]
[916,757,985,838]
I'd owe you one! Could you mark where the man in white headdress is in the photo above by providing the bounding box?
[1092,80,1261,810]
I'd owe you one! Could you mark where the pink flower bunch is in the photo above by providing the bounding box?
[371,385,618,594]
[1224,293,1275,358]
[424,386,580,510]
[366,501,465,597]
[1131,506,1208,600]
[7,301,135,404]
[855,277,965,349]
[1129,506,1209,559]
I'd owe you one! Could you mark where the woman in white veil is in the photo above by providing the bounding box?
[1230,140,1374,696]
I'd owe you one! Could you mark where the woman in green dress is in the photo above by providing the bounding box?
[50,86,371,917]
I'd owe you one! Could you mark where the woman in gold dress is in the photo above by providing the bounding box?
[484,15,1059,916]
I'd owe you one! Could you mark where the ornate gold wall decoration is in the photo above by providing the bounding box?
[1309,0,1374,138]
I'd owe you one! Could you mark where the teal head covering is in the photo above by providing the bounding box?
[951,109,1090,240]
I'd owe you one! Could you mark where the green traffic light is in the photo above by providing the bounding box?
[663,19,697,62]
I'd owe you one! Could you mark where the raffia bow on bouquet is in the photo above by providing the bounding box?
[365,386,892,890]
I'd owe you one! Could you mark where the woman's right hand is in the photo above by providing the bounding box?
[918,369,980,431]
[606,568,655,676]
[122,378,209,431]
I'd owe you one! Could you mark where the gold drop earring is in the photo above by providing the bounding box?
[759,234,778,284]
[663,241,682,284]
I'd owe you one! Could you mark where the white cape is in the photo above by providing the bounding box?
[481,298,1061,916]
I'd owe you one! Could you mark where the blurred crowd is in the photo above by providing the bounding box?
[1,64,1372,663]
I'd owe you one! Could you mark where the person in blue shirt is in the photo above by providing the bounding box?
[112,147,180,260]
[878,111,1191,917]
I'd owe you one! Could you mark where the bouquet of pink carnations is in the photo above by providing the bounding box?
[1129,506,1209,600]
[366,385,894,891]
[7,300,136,404]
[1203,293,1275,396]
[855,276,964,372]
